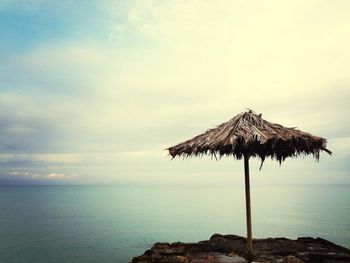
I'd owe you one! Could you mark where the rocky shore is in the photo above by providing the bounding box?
[131,234,350,263]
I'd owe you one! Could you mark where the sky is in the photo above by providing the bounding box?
[0,0,349,185]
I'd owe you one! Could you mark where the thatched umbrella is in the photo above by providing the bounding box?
[167,109,331,262]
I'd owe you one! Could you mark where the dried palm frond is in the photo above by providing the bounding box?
[167,110,331,165]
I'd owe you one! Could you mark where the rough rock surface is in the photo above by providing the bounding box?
[131,234,350,263]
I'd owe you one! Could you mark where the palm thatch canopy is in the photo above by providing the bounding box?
[168,110,331,164]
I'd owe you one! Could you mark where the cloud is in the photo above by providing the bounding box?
[0,91,83,153]
[9,171,39,178]
[46,172,65,178]
[6,170,76,180]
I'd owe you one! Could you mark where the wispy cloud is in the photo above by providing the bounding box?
[6,170,77,181]
[9,171,39,178]
[46,172,65,179]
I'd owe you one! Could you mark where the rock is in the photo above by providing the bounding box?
[175,256,190,263]
[215,254,246,263]
[130,234,350,263]
[308,252,350,262]
[283,256,304,263]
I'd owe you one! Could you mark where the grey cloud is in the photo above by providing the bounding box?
[0,157,35,168]
[0,105,58,153]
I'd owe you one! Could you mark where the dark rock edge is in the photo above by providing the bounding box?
[131,234,350,263]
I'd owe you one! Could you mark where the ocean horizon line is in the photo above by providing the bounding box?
[0,183,349,187]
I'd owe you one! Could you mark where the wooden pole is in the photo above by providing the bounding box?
[244,154,253,262]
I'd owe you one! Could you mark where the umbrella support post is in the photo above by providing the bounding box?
[244,154,253,262]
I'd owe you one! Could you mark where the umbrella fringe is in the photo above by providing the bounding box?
[168,110,331,167]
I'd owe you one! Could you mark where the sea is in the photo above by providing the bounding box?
[0,185,349,263]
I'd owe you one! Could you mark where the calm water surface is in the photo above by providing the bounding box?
[0,185,349,263]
